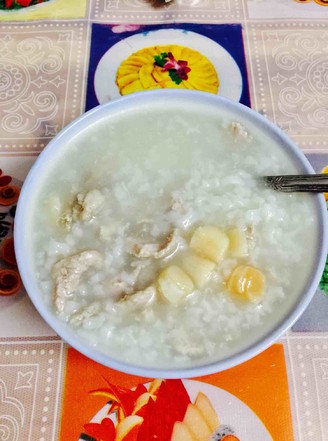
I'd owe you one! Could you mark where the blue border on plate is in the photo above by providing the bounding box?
[86,23,251,111]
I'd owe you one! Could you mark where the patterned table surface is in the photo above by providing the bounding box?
[1,1,328,440]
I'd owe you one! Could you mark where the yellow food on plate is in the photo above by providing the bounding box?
[115,415,143,441]
[148,378,164,395]
[194,391,219,432]
[132,392,156,416]
[182,403,212,441]
[116,44,219,95]
[171,421,196,441]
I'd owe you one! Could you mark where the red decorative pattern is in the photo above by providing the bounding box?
[0,169,21,296]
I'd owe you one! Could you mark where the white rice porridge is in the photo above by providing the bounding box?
[29,100,318,368]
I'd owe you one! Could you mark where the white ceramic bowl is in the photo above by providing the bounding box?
[15,90,327,378]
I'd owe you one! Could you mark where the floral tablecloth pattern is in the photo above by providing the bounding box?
[1,1,328,440]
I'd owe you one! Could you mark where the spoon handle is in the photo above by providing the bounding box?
[264,174,328,192]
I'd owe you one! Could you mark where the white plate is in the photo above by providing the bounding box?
[94,28,243,103]
[79,379,272,440]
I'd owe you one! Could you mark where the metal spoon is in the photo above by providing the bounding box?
[264,174,328,192]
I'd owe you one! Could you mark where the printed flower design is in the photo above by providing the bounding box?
[84,418,115,441]
[154,52,191,84]
[116,44,219,96]
[88,380,147,422]
[0,0,50,9]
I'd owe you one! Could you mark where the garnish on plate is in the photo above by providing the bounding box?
[154,52,191,84]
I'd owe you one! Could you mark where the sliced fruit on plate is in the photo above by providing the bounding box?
[129,54,154,65]
[89,381,147,421]
[184,78,218,94]
[121,80,147,95]
[194,392,219,432]
[139,64,158,88]
[120,57,144,68]
[171,421,196,441]
[159,80,186,89]
[116,44,219,96]
[117,65,140,76]
[152,65,169,82]
[148,378,164,395]
[137,379,191,441]
[117,73,140,88]
[132,392,156,417]
[183,403,212,441]
[115,415,143,441]
[167,45,184,59]
[180,48,203,63]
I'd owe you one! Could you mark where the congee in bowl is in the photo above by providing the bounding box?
[15,90,327,377]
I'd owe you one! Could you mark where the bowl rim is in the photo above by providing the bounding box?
[14,89,328,378]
